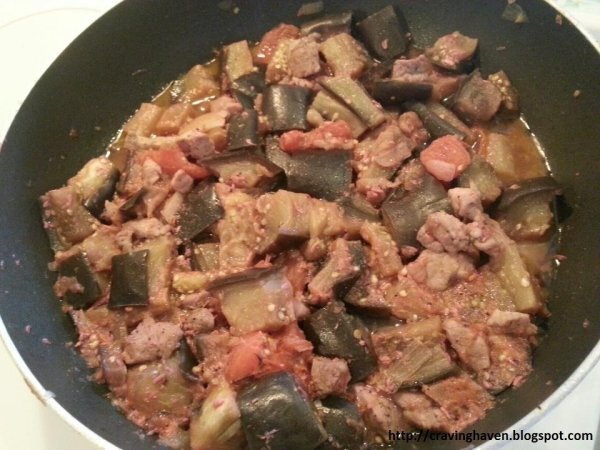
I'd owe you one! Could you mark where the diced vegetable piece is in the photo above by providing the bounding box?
[308,239,364,301]
[404,101,466,140]
[337,193,380,236]
[147,146,210,180]
[119,187,146,219]
[255,23,300,65]
[284,150,352,201]
[372,80,432,105]
[263,85,311,132]
[181,65,220,102]
[214,269,295,334]
[204,149,282,190]
[498,176,561,211]
[68,156,119,218]
[502,2,529,23]
[238,372,327,450]
[357,6,408,60]
[458,154,502,205]
[109,249,149,308]
[316,397,366,450]
[230,71,266,109]
[452,70,502,122]
[179,338,199,382]
[360,221,403,278]
[495,240,540,313]
[41,187,98,251]
[177,183,224,241]
[420,135,471,182]
[320,33,368,79]
[155,102,193,135]
[57,251,102,309]
[489,70,520,113]
[426,31,478,72]
[173,271,209,294]
[192,242,220,272]
[426,102,475,140]
[302,302,377,381]
[381,174,451,247]
[190,383,243,450]
[136,235,176,312]
[342,274,391,316]
[123,103,164,136]
[223,40,254,83]
[320,77,385,129]
[300,11,353,38]
[227,110,259,151]
[310,91,367,138]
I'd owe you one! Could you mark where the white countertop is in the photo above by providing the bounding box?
[1,1,599,449]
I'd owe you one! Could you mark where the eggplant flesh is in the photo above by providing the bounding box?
[263,85,311,132]
[238,372,327,450]
[177,183,224,241]
[57,251,102,309]
[404,101,466,140]
[108,249,149,309]
[357,5,408,61]
[302,301,377,381]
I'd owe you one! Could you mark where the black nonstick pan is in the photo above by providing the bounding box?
[0,0,599,449]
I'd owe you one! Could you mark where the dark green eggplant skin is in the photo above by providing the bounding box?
[227,110,260,151]
[178,338,199,382]
[58,251,102,309]
[300,11,353,38]
[404,101,466,140]
[332,241,366,299]
[263,85,311,132]
[177,183,224,241]
[381,174,451,247]
[302,302,377,381]
[497,176,561,211]
[372,80,432,105]
[83,166,120,218]
[286,150,353,201]
[108,249,149,309]
[316,396,367,450]
[206,266,277,290]
[231,71,266,109]
[119,187,146,219]
[337,194,381,224]
[238,372,327,450]
[343,275,391,316]
[357,6,408,61]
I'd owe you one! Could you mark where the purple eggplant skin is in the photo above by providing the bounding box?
[177,182,224,241]
[178,338,199,382]
[404,101,466,140]
[381,174,452,248]
[263,85,312,132]
[497,176,562,211]
[300,11,353,39]
[372,80,432,105]
[58,251,102,309]
[357,5,409,61]
[108,249,149,309]
[227,110,260,151]
[238,372,327,450]
[231,70,266,109]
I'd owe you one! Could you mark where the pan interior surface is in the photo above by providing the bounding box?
[0,1,598,448]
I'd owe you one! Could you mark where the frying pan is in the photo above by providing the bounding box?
[0,0,599,449]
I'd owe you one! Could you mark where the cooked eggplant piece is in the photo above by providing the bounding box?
[263,85,311,132]
[57,251,102,309]
[136,235,176,312]
[223,40,254,83]
[357,6,408,61]
[41,187,98,251]
[227,110,259,151]
[108,249,149,309]
[381,174,451,247]
[489,70,520,113]
[310,91,367,138]
[212,268,295,334]
[68,156,119,217]
[119,187,146,219]
[230,71,265,109]
[285,150,352,201]
[179,338,199,382]
[502,2,529,23]
[192,242,220,272]
[404,101,466,140]
[452,70,502,122]
[372,80,432,105]
[498,176,561,211]
[425,101,475,142]
[320,77,385,129]
[173,271,209,294]
[177,183,224,241]
[316,396,367,450]
[309,239,364,301]
[458,155,503,205]
[203,149,282,190]
[302,301,377,381]
[238,372,327,450]
[190,383,243,450]
[320,33,369,79]
[343,274,391,316]
[337,193,380,236]
[300,11,353,38]
[425,31,478,72]
[264,135,291,169]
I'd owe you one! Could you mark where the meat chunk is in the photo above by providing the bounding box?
[209,95,243,118]
[255,23,300,65]
[479,334,532,393]
[122,318,183,364]
[147,147,209,180]
[354,384,409,435]
[124,129,217,161]
[394,392,449,431]
[443,319,490,371]
[407,250,475,291]
[453,71,502,122]
[311,356,351,397]
[448,187,483,221]
[182,308,215,336]
[392,55,463,100]
[417,211,472,254]
[170,169,194,194]
[115,218,171,251]
[288,36,321,78]
[360,222,403,278]
[425,31,478,71]
[420,135,471,182]
[398,111,429,147]
[71,310,113,369]
[279,121,356,152]
[487,310,537,336]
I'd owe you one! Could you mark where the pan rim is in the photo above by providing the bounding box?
[0,0,598,449]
